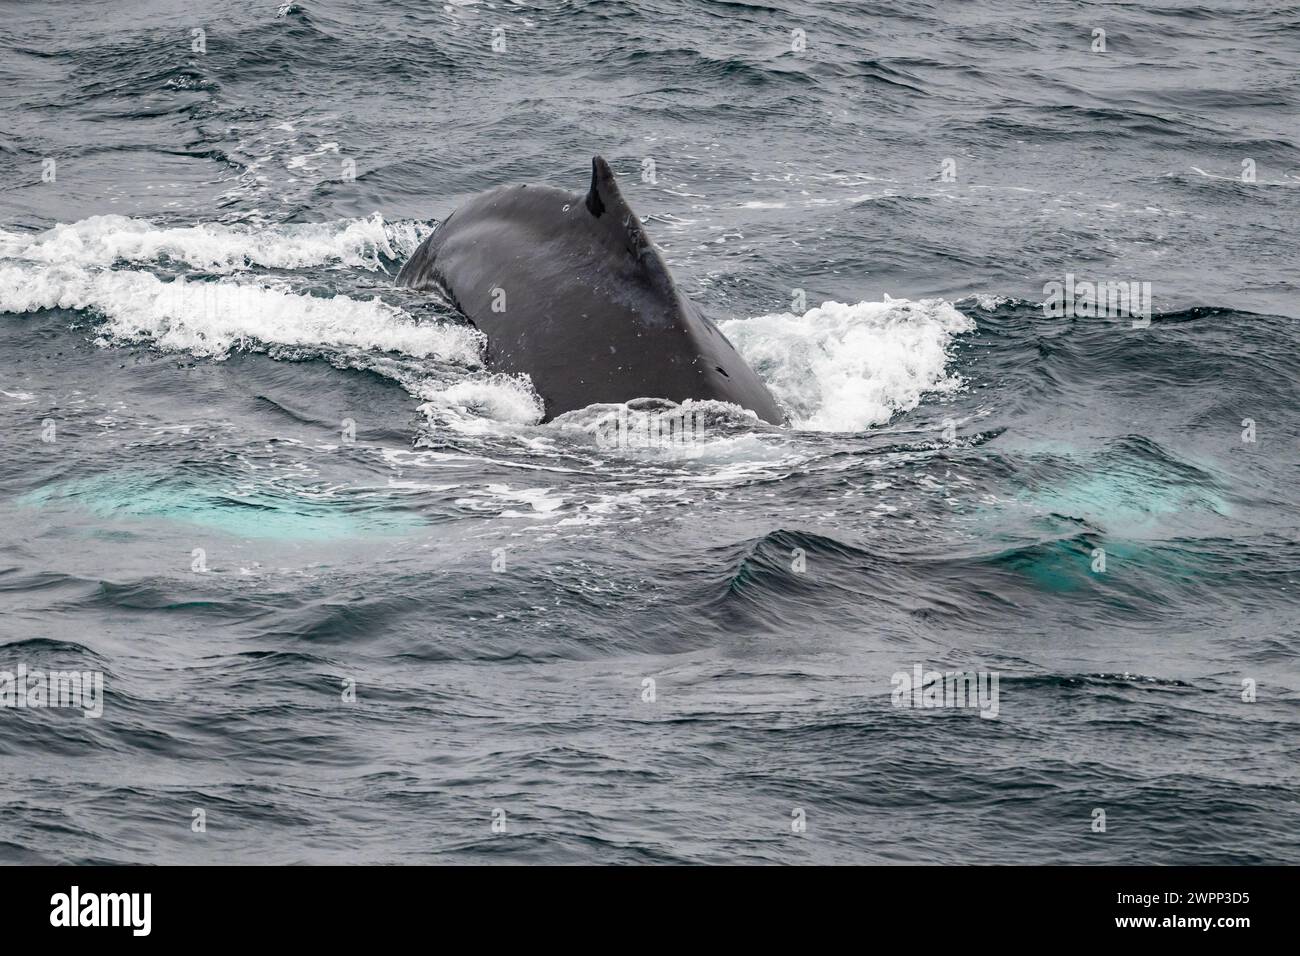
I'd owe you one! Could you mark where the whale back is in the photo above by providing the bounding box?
[397,157,783,424]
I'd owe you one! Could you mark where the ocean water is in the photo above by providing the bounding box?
[1,0,1297,864]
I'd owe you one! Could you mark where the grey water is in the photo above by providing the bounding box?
[0,0,1297,864]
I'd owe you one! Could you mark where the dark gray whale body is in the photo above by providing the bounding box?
[396,157,784,424]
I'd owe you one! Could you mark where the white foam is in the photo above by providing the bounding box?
[958,293,1013,311]
[417,374,545,427]
[454,483,567,519]
[722,297,975,432]
[549,398,786,462]
[0,216,978,436]
[0,214,430,273]
[0,263,483,364]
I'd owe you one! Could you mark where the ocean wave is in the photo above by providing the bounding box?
[723,296,975,432]
[417,374,547,427]
[0,214,430,273]
[0,262,483,365]
[1,243,977,435]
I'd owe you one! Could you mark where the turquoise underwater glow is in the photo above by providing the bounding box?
[975,442,1233,592]
[20,471,425,541]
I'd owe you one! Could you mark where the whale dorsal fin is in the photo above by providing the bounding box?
[585,155,623,218]
[583,155,672,283]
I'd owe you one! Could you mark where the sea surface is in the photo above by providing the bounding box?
[1,0,1297,864]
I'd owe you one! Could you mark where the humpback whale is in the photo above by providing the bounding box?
[396,157,784,424]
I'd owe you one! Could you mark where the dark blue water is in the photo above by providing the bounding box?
[1,0,1297,864]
